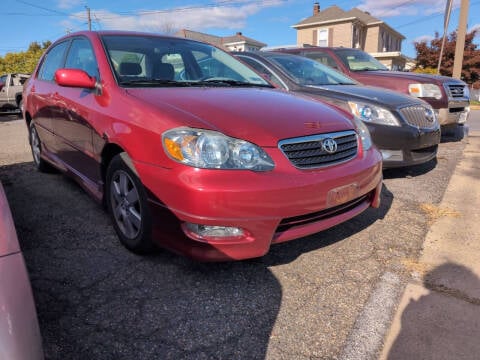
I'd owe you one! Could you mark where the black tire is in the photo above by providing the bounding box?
[106,153,154,254]
[29,123,52,172]
[17,99,24,119]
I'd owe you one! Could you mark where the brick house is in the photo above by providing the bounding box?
[175,29,267,52]
[292,3,410,70]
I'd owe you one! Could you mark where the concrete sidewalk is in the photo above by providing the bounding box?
[380,129,480,360]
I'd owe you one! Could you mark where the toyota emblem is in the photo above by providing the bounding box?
[322,138,338,154]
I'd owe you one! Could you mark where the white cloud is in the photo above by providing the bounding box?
[357,0,461,18]
[68,1,284,33]
[469,24,480,34]
[57,0,82,10]
[413,34,434,43]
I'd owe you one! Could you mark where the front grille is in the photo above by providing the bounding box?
[399,105,437,129]
[445,83,467,99]
[279,131,358,169]
[276,193,370,233]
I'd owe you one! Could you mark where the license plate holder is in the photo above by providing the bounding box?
[327,183,359,207]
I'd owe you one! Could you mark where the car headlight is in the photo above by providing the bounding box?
[348,102,400,126]
[352,116,372,151]
[162,128,275,171]
[408,83,442,100]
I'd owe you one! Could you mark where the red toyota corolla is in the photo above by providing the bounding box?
[23,31,382,261]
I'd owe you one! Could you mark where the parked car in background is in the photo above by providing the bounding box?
[274,47,470,130]
[0,181,44,359]
[0,73,30,114]
[235,51,440,168]
[23,30,383,261]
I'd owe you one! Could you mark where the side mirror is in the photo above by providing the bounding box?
[54,68,97,89]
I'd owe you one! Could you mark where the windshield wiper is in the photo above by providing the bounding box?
[119,79,188,87]
[119,78,273,88]
[196,79,273,88]
[352,67,383,71]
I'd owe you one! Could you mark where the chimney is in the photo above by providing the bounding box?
[313,2,320,15]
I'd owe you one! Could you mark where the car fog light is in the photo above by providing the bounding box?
[381,150,403,161]
[183,223,246,242]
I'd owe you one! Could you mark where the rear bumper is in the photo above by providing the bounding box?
[0,253,44,359]
[367,123,440,168]
[135,148,383,261]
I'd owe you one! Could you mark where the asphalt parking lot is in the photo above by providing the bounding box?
[0,113,473,359]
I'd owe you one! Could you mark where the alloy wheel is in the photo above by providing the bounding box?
[30,125,42,166]
[110,169,142,239]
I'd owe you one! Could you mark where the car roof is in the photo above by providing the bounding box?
[51,30,199,47]
[272,46,354,52]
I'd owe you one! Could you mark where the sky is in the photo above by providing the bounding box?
[2,0,480,59]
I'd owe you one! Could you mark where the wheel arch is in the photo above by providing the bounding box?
[101,144,139,186]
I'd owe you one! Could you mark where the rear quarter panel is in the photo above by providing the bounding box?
[0,183,44,359]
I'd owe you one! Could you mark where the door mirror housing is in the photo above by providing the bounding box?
[55,68,97,89]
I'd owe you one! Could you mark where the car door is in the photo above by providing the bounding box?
[30,40,70,155]
[0,74,9,107]
[53,36,100,183]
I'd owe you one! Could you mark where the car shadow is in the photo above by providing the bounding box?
[383,158,437,179]
[440,124,468,143]
[0,113,22,122]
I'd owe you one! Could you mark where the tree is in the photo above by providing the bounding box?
[413,30,480,88]
[0,41,51,74]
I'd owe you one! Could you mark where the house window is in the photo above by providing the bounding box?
[352,25,360,48]
[317,29,329,47]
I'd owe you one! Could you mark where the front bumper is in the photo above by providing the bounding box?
[437,102,470,126]
[134,147,383,261]
[367,123,440,168]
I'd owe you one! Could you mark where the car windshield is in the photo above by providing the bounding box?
[266,54,357,86]
[334,49,388,72]
[101,35,271,88]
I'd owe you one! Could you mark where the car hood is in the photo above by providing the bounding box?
[125,87,355,146]
[355,70,466,84]
[0,183,20,257]
[304,84,425,109]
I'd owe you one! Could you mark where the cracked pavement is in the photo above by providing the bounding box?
[0,115,468,359]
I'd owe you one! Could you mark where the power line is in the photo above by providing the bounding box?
[15,0,84,19]
[396,0,480,30]
[4,12,62,16]
[97,0,284,20]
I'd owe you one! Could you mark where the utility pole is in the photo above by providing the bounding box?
[438,0,453,74]
[86,6,92,31]
[452,0,469,79]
